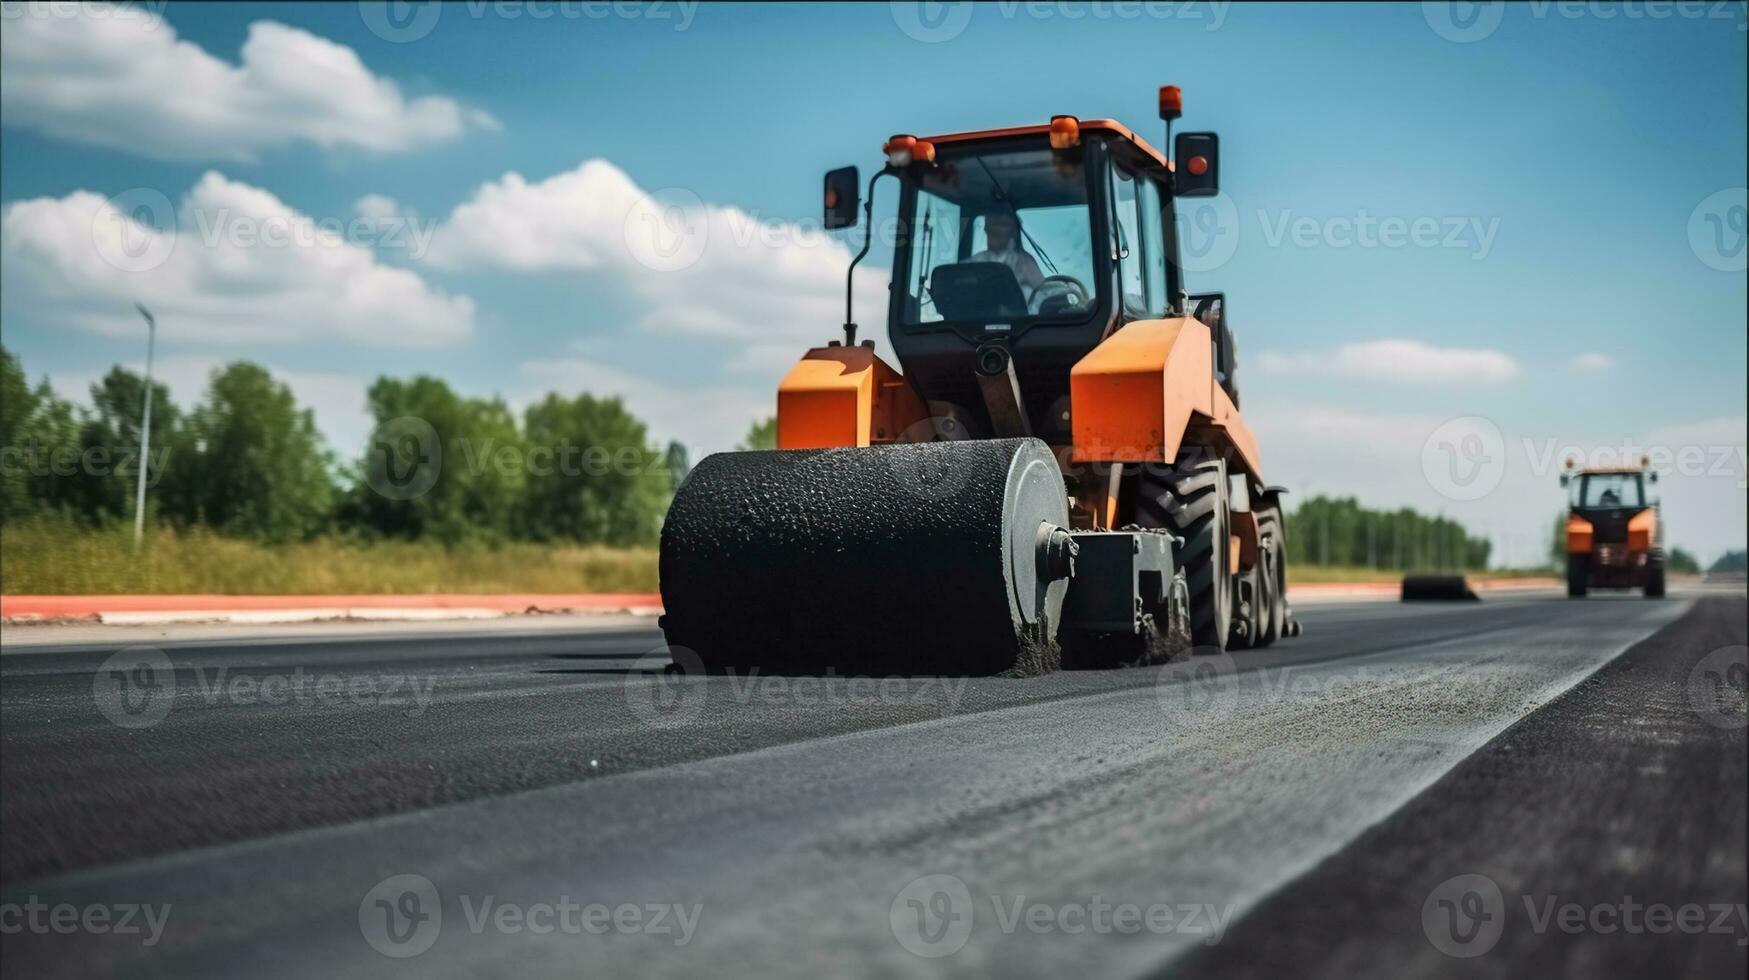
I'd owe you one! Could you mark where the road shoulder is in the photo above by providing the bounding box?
[1168,595,1749,979]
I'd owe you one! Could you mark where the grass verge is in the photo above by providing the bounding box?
[0,518,658,595]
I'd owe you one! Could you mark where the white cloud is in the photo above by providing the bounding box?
[423,159,882,351]
[519,358,771,459]
[1257,339,1520,384]
[1570,352,1612,373]
[0,5,491,161]
[1,172,476,347]
[354,194,404,223]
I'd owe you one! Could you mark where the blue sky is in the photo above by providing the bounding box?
[1,1,1744,564]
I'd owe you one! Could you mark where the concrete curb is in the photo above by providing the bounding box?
[1,594,664,625]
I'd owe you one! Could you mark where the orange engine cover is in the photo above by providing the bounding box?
[776,345,927,449]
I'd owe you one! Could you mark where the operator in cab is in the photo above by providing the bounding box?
[969,209,1044,297]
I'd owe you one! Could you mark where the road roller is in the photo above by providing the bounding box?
[660,86,1299,675]
[1560,457,1666,598]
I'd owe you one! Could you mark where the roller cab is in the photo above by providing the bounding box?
[659,88,1299,675]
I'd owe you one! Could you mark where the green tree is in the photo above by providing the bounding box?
[1286,495,1492,571]
[177,363,334,541]
[67,367,182,524]
[519,392,670,545]
[1708,550,1745,574]
[1,345,85,522]
[347,376,524,544]
[737,416,777,452]
[1667,548,1701,574]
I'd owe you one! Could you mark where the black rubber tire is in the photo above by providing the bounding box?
[1566,554,1588,598]
[1644,558,1666,598]
[1140,453,1231,652]
[1254,505,1286,647]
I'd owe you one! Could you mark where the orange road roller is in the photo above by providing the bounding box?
[660,87,1300,675]
[1561,458,1666,598]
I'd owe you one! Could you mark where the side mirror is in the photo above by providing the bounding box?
[1559,473,1570,488]
[1173,132,1219,197]
[1648,471,1659,484]
[824,166,860,230]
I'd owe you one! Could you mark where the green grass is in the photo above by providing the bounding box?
[0,518,658,595]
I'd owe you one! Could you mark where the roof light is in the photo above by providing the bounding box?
[1049,115,1080,150]
[913,139,936,164]
[884,135,917,167]
[1159,85,1182,121]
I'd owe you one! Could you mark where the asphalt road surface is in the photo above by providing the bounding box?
[2,588,1744,978]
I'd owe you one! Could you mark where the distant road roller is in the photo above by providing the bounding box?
[661,87,1299,674]
[1561,457,1665,598]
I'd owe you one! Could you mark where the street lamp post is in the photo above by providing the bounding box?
[133,304,156,549]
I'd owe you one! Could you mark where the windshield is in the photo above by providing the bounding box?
[901,144,1096,326]
[1575,473,1645,508]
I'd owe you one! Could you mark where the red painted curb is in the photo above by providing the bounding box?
[1,594,664,620]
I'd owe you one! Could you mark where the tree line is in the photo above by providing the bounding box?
[1,345,686,546]
[1285,495,1492,570]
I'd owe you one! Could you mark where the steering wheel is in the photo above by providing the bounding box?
[1030,274,1090,314]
